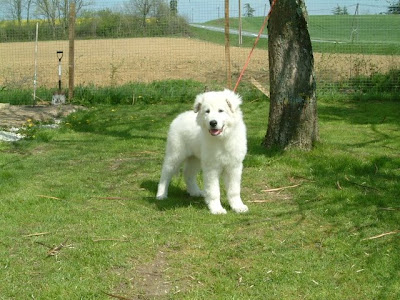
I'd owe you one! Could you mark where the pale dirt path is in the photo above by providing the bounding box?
[1,37,399,89]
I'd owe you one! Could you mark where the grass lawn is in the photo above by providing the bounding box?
[0,98,399,299]
[207,15,400,44]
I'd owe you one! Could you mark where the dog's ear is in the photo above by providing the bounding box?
[194,102,201,113]
[226,99,234,113]
[193,93,204,113]
[224,89,242,113]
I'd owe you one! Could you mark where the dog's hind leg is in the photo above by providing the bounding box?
[156,155,183,200]
[184,157,203,197]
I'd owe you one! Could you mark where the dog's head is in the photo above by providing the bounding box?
[194,89,243,137]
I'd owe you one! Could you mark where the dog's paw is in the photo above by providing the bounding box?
[210,207,227,215]
[156,194,167,200]
[208,202,227,215]
[188,189,204,198]
[232,204,249,213]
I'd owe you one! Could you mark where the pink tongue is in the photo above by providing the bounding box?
[209,129,221,136]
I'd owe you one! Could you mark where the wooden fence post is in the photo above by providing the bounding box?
[225,0,232,89]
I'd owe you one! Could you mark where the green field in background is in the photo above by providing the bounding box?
[200,15,400,55]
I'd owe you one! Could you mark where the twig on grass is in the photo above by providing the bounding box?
[23,232,51,237]
[37,195,62,200]
[93,196,132,201]
[379,207,400,211]
[261,184,301,192]
[311,279,319,285]
[92,238,129,242]
[336,181,342,190]
[247,200,271,203]
[35,239,69,257]
[47,239,69,257]
[35,241,52,248]
[361,230,400,241]
[344,175,379,191]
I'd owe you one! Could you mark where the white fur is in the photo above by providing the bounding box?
[156,89,248,214]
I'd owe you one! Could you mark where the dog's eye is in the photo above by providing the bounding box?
[205,109,210,113]
[218,109,224,113]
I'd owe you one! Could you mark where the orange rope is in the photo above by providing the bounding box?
[233,0,277,92]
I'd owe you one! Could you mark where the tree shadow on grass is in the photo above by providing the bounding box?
[318,101,400,126]
[63,105,184,140]
[287,148,400,297]
[140,180,206,212]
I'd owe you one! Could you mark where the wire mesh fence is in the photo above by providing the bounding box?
[0,0,399,98]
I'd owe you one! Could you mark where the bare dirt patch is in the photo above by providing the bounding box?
[110,250,175,300]
[0,103,82,127]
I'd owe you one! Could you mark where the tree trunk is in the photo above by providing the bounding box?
[262,0,318,150]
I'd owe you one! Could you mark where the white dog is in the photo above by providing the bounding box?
[156,89,248,214]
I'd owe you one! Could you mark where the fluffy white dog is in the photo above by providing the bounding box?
[156,89,248,214]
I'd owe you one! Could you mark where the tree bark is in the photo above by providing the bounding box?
[262,0,318,150]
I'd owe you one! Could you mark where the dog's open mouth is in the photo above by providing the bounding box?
[209,127,223,136]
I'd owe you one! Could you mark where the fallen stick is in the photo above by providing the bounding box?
[35,241,52,248]
[362,230,400,241]
[37,195,62,200]
[344,176,379,191]
[93,238,129,242]
[47,239,69,256]
[36,239,69,257]
[93,196,132,200]
[23,232,51,237]
[378,207,400,211]
[247,200,271,203]
[261,184,301,192]
[336,181,342,190]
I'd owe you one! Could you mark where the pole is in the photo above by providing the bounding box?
[68,2,75,101]
[238,0,242,45]
[33,22,39,106]
[224,0,232,89]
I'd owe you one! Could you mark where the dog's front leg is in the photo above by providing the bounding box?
[203,168,226,214]
[224,164,248,213]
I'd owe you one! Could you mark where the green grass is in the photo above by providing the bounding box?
[1,95,399,298]
[0,80,268,106]
[197,15,400,55]
[2,69,399,106]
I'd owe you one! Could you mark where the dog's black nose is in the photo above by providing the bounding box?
[210,120,217,128]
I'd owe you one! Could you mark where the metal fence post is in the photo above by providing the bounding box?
[68,3,76,101]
